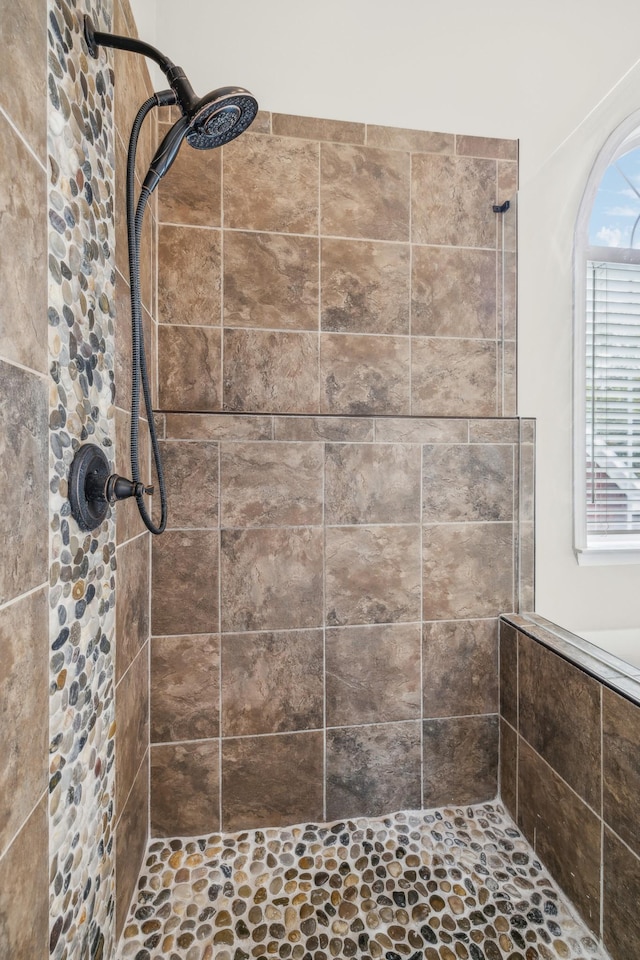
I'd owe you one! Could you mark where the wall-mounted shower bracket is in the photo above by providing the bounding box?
[493,200,511,214]
[68,443,153,532]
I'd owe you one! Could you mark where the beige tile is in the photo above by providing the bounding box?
[250,110,271,134]
[422,443,514,522]
[0,797,48,958]
[501,250,517,341]
[366,125,454,154]
[326,525,421,626]
[222,732,323,831]
[519,520,535,612]
[220,527,323,631]
[499,620,518,729]
[468,419,519,443]
[423,619,498,718]
[519,634,601,810]
[326,623,421,726]
[114,133,129,281]
[224,231,319,330]
[157,122,221,227]
[220,441,323,527]
[603,827,640,960]
[158,225,221,325]
[500,718,517,819]
[221,629,323,735]
[321,143,410,241]
[114,408,150,545]
[374,417,468,443]
[0,0,46,161]
[0,118,47,372]
[165,412,273,441]
[158,440,218,529]
[274,416,374,442]
[518,739,601,933]
[272,113,365,144]
[325,442,421,524]
[411,246,497,339]
[424,716,498,807]
[116,644,149,818]
[502,339,517,416]
[114,269,133,412]
[412,154,496,248]
[498,161,518,204]
[456,135,518,161]
[320,333,410,415]
[151,740,220,836]
[422,522,514,620]
[139,200,154,315]
[411,337,497,417]
[327,722,421,820]
[115,751,148,939]
[0,587,47,853]
[0,362,47,604]
[224,329,319,413]
[321,238,410,335]
[115,534,150,682]
[603,686,640,856]
[152,530,218,636]
[158,325,222,411]
[223,133,319,233]
[151,635,219,743]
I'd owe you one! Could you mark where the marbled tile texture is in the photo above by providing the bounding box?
[157,115,517,416]
[48,0,117,957]
[118,803,608,960]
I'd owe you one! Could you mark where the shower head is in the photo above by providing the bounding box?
[185,87,259,150]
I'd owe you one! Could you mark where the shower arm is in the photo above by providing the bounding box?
[83,15,200,115]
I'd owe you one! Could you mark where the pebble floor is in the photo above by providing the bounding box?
[118,803,610,960]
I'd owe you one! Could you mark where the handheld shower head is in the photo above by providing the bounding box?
[185,87,259,150]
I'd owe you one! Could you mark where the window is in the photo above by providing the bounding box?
[575,117,640,564]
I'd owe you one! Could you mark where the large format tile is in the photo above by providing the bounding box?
[412,154,496,248]
[411,246,497,339]
[157,123,221,227]
[151,740,220,836]
[158,225,221,325]
[603,686,640,855]
[116,645,149,818]
[320,333,410,415]
[422,443,514,522]
[0,0,46,162]
[325,442,421,524]
[272,113,365,144]
[326,722,421,819]
[500,717,517,819]
[326,525,421,626]
[158,325,222,411]
[0,797,48,959]
[115,534,150,683]
[321,143,410,241]
[422,522,514,620]
[423,715,498,807]
[321,238,410,334]
[0,362,47,604]
[518,740,601,933]
[326,623,422,726]
[499,619,518,729]
[223,133,319,233]
[224,329,319,413]
[220,527,323,631]
[603,827,640,960]
[158,439,219,529]
[220,441,323,527]
[0,118,47,372]
[152,530,218,636]
[222,732,323,831]
[519,634,601,810]
[411,337,497,417]
[0,587,47,853]
[422,619,498,718]
[151,635,220,743]
[115,751,148,939]
[366,125,454,154]
[224,231,319,330]
[221,629,323,735]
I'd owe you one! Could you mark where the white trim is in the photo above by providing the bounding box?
[575,544,640,565]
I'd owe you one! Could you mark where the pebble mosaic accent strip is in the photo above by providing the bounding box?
[48,0,117,957]
[118,804,608,960]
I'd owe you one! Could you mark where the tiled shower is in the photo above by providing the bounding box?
[0,1,638,959]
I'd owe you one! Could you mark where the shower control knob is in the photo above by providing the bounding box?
[68,443,153,532]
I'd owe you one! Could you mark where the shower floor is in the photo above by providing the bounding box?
[118,803,608,960]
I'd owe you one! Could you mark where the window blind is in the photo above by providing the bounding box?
[586,259,640,538]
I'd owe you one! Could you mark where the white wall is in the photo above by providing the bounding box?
[130,0,640,633]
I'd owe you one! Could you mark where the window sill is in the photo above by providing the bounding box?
[575,545,640,566]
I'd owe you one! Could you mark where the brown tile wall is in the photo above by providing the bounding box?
[0,0,50,954]
[156,115,517,417]
[112,0,155,940]
[499,615,640,959]
[149,414,533,834]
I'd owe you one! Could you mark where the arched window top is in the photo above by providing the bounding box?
[575,113,640,564]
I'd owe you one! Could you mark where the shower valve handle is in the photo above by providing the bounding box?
[105,475,154,503]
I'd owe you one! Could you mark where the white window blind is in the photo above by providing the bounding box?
[585,259,640,540]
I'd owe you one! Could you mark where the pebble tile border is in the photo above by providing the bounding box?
[118,804,608,960]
